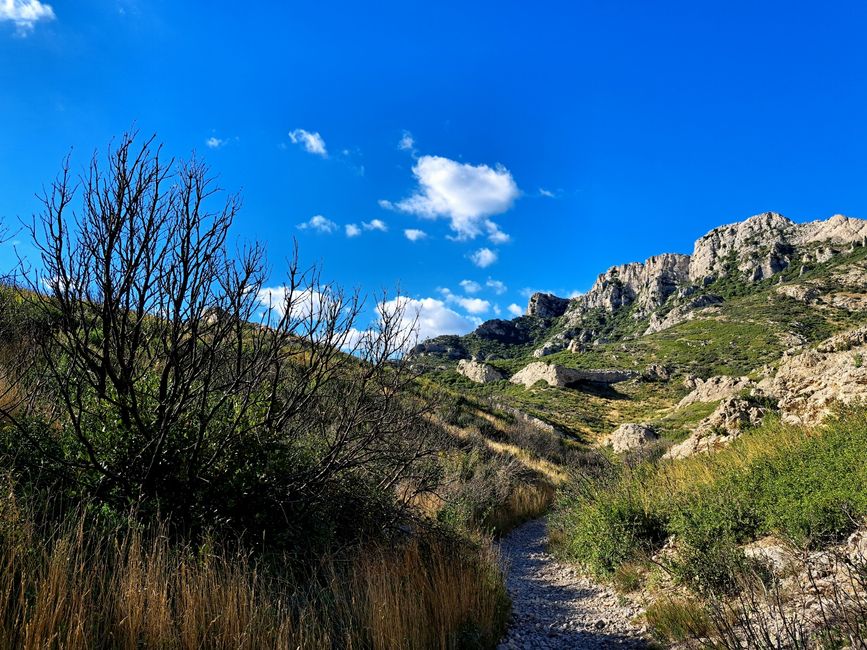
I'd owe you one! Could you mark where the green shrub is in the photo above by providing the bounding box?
[553,409,867,592]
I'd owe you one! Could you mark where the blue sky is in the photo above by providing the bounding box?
[2,1,867,339]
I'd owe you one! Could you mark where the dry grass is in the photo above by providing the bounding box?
[481,481,555,534]
[0,484,509,649]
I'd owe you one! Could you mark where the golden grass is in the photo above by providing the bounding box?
[481,481,555,534]
[0,485,509,649]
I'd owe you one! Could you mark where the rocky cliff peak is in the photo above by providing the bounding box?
[526,293,570,318]
[570,253,691,319]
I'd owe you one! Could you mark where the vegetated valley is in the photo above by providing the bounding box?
[2,134,867,649]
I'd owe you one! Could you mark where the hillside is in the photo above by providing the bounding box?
[415,212,867,448]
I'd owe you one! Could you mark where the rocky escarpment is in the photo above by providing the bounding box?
[411,212,867,365]
[569,253,691,319]
[526,293,570,318]
[520,212,867,353]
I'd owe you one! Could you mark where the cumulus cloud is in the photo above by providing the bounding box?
[398,130,415,151]
[486,223,511,244]
[0,0,54,34]
[381,155,519,240]
[345,223,361,237]
[379,296,477,342]
[459,280,481,294]
[486,279,507,295]
[205,137,226,149]
[297,214,337,234]
[256,286,332,322]
[362,219,387,232]
[470,247,497,268]
[451,296,490,314]
[507,303,524,317]
[404,229,427,242]
[288,128,327,157]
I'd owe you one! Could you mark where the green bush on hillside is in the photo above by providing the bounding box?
[552,409,867,594]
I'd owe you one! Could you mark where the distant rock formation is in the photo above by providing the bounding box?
[510,362,637,388]
[571,253,691,319]
[456,359,505,384]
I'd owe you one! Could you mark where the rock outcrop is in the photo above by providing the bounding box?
[528,213,867,348]
[678,375,755,408]
[456,359,505,384]
[690,212,867,285]
[644,294,724,335]
[510,362,638,389]
[689,212,797,284]
[567,253,691,321]
[765,325,867,425]
[526,293,570,318]
[665,396,768,459]
[473,318,534,345]
[605,423,659,453]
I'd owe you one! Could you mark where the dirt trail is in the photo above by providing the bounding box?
[497,518,651,649]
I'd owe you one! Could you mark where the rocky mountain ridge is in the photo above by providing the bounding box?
[415,212,867,362]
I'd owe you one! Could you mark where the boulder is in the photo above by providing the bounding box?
[678,375,755,408]
[605,423,659,453]
[642,363,672,382]
[509,362,638,389]
[456,359,505,384]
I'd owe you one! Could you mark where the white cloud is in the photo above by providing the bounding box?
[0,0,54,34]
[381,155,519,240]
[398,130,415,151]
[539,188,556,198]
[362,219,387,232]
[470,247,497,268]
[486,279,507,294]
[404,228,427,242]
[345,223,361,237]
[507,303,524,317]
[459,280,481,294]
[451,296,490,315]
[297,214,337,234]
[487,223,511,244]
[205,137,226,149]
[379,296,477,342]
[288,128,327,157]
[256,286,331,322]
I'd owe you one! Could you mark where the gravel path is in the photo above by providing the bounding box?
[497,518,651,649]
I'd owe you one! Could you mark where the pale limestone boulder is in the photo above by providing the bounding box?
[678,375,755,408]
[456,359,505,384]
[605,423,659,453]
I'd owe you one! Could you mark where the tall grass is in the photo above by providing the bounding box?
[0,484,509,649]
